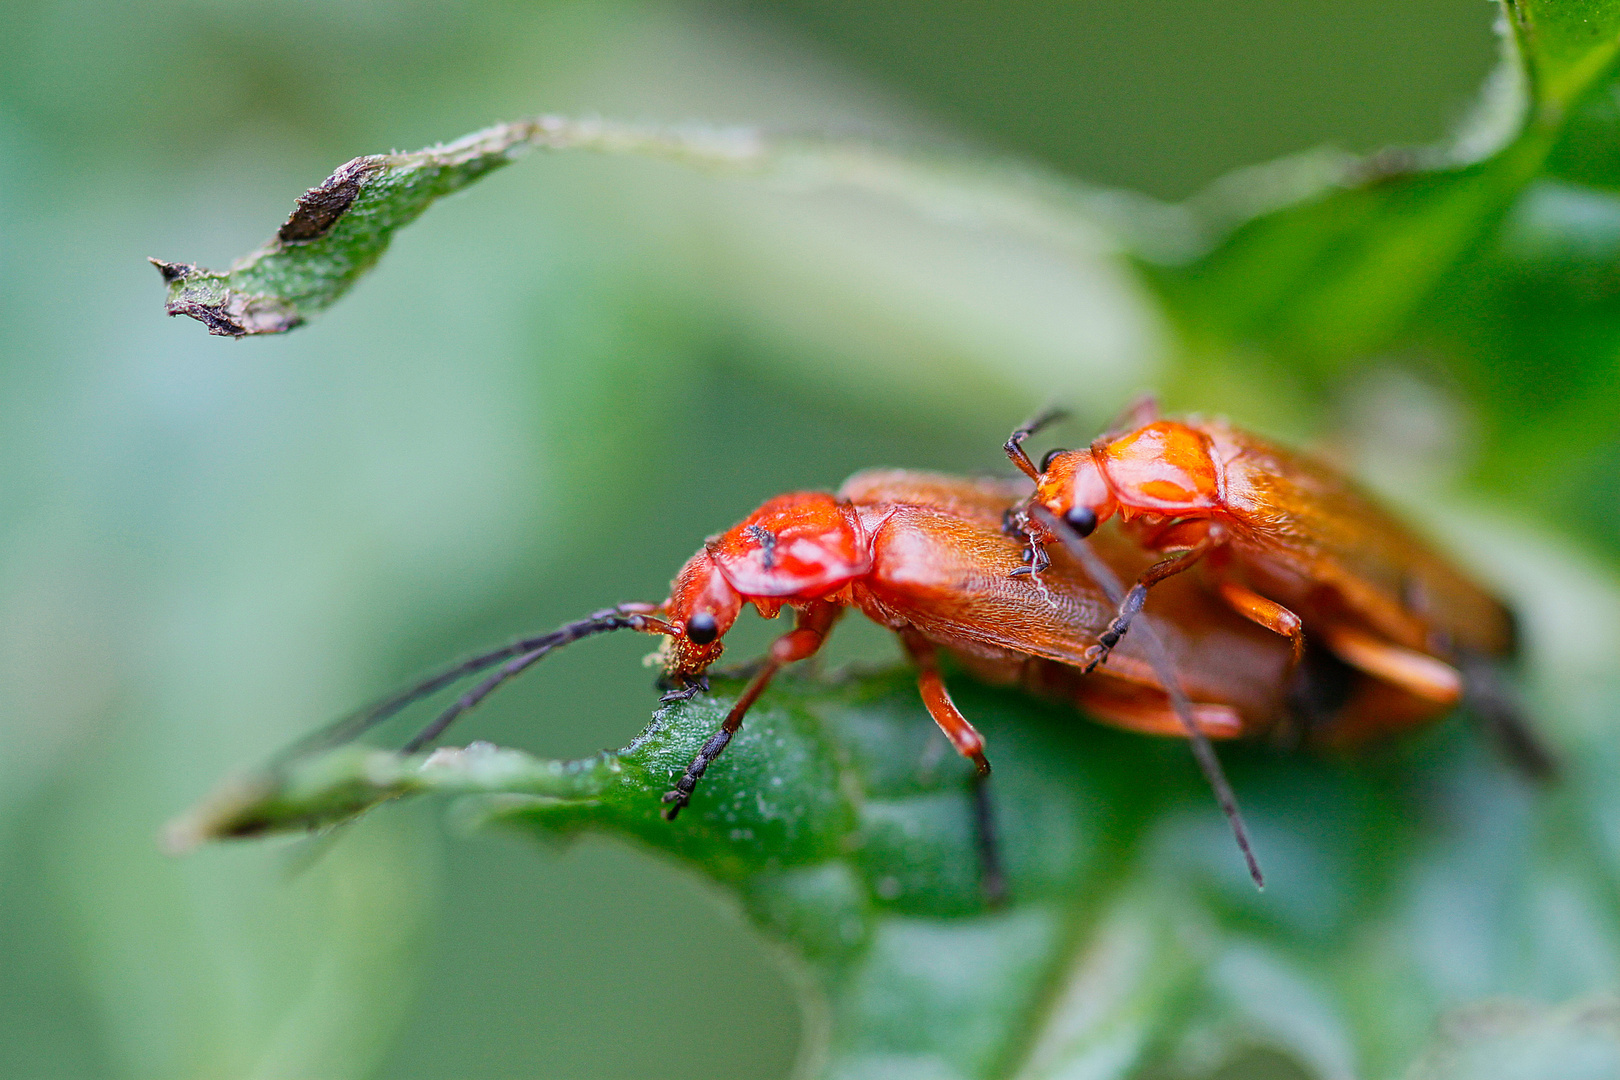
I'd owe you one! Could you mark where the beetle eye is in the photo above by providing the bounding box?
[1039,447,1068,472]
[1063,506,1098,537]
[686,612,719,645]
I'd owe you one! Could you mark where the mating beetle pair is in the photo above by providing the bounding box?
[304,402,1548,893]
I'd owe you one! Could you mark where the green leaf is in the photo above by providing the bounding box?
[1506,0,1620,119]
[151,117,1128,337]
[1404,998,1620,1080]
[172,671,1231,1079]
[175,517,1620,1079]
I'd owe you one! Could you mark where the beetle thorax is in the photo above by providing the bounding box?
[660,492,873,677]
[705,492,872,599]
[1101,421,1222,515]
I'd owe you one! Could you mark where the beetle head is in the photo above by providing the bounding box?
[1032,449,1117,537]
[659,491,870,677]
[661,551,744,676]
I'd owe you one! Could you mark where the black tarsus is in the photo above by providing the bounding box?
[661,652,785,820]
[1080,544,1211,672]
[1031,505,1265,890]
[661,723,739,820]
[278,606,661,763]
[1458,650,1558,782]
[659,674,709,705]
[1084,584,1149,669]
[661,608,839,820]
[971,770,1008,907]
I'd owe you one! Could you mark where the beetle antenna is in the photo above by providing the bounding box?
[1005,405,1070,481]
[1031,506,1265,890]
[278,605,667,762]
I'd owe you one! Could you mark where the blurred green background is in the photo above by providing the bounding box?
[3,1,1603,1077]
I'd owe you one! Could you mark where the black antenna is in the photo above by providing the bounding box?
[278,605,666,763]
[1004,405,1070,480]
[1031,506,1265,889]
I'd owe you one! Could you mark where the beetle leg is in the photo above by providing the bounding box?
[900,629,990,773]
[1216,580,1305,664]
[1032,504,1264,889]
[1081,542,1212,673]
[899,629,1005,905]
[661,604,838,820]
[1456,651,1558,781]
[1008,530,1051,578]
[1001,507,1052,579]
[1104,393,1160,437]
[1318,623,1463,705]
[658,674,709,705]
[1068,676,1246,738]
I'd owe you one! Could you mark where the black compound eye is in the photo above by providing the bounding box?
[1039,447,1069,472]
[685,612,719,645]
[1063,505,1098,537]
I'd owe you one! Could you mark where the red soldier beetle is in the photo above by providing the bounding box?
[1003,400,1552,775]
[299,468,1294,895]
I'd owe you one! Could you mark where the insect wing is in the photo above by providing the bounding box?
[838,468,1033,529]
[1207,420,1517,659]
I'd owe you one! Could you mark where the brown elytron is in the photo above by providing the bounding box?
[1004,401,1547,766]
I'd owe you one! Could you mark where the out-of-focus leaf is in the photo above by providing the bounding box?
[1504,0,1620,116]
[178,519,1620,1080]
[1403,998,1620,1080]
[1412,178,1620,539]
[1144,0,1620,368]
[57,731,436,1080]
[1132,0,1620,560]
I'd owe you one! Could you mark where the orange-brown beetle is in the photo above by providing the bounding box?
[1003,400,1550,772]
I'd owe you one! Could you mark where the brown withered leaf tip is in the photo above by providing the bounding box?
[149,258,195,284]
[276,155,386,244]
[167,295,251,337]
[147,257,305,337]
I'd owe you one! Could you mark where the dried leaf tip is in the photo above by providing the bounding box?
[148,257,194,284]
[160,770,280,855]
[276,156,384,244]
